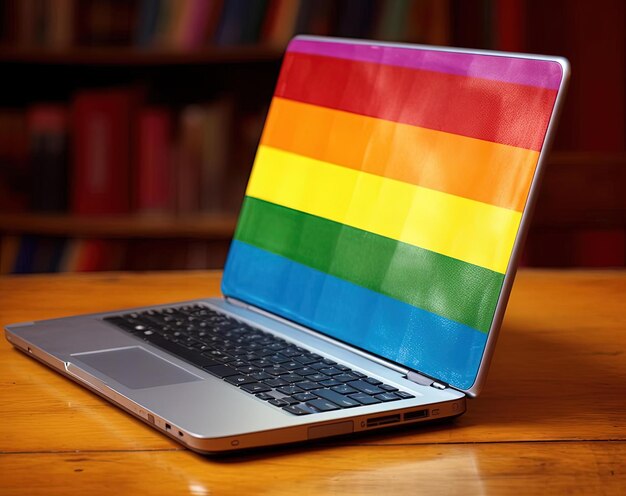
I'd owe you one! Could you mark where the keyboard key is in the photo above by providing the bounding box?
[306,398,340,412]
[241,383,272,394]
[308,363,326,371]
[238,365,262,375]
[380,384,399,392]
[263,378,289,388]
[268,354,290,364]
[293,354,318,365]
[364,377,382,385]
[395,391,416,399]
[281,348,303,358]
[280,373,305,383]
[331,384,358,395]
[319,379,341,387]
[203,349,234,362]
[277,385,303,395]
[203,364,239,378]
[268,398,289,407]
[374,392,401,402]
[349,393,381,405]
[292,392,316,402]
[295,381,321,391]
[319,367,343,376]
[282,405,312,416]
[251,358,272,368]
[334,373,359,383]
[265,366,289,376]
[286,361,308,371]
[267,342,287,351]
[250,371,273,381]
[314,389,361,408]
[255,392,274,400]
[293,367,317,376]
[347,380,385,395]
[225,375,257,386]
[307,373,329,382]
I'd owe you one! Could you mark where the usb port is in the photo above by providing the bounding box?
[404,409,429,421]
[366,414,401,427]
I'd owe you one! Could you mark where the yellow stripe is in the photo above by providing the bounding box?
[247,146,521,273]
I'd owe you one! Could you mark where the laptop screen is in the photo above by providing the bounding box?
[222,36,565,391]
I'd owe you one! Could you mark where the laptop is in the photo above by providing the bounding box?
[5,36,569,454]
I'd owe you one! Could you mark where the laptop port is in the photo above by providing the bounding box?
[366,414,401,427]
[404,409,429,421]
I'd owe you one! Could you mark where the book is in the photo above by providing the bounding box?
[72,88,140,216]
[494,0,525,51]
[213,0,248,45]
[27,104,70,213]
[375,0,411,41]
[134,0,161,46]
[294,0,334,37]
[0,109,29,212]
[75,0,137,46]
[261,0,300,46]
[46,0,75,48]
[0,235,21,274]
[172,0,216,49]
[199,98,233,213]
[135,107,174,215]
[175,105,205,214]
[13,235,37,273]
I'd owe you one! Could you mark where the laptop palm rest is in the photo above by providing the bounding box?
[71,347,202,390]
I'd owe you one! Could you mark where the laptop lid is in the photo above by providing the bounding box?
[222,36,569,395]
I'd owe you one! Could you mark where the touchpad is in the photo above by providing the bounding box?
[72,347,202,389]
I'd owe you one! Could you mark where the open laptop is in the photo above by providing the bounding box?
[5,36,569,454]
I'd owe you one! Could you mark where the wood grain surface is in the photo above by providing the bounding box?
[1,270,625,494]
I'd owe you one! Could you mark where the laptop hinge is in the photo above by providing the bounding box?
[407,370,448,390]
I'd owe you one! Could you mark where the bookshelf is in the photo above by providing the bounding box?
[0,45,285,65]
[0,0,624,272]
[0,212,237,239]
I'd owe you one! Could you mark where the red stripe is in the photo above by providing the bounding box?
[275,52,558,151]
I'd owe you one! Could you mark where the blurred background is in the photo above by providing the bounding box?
[0,0,624,273]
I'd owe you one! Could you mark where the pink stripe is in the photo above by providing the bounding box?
[288,37,564,90]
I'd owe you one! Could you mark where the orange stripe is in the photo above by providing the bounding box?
[261,97,539,212]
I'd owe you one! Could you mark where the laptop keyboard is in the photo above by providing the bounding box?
[104,304,415,415]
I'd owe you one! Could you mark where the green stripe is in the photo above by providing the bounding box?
[235,197,504,333]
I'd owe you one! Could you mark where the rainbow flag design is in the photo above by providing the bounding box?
[222,38,564,389]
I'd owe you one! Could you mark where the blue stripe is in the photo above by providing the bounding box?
[222,240,487,389]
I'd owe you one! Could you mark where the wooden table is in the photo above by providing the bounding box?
[1,270,625,495]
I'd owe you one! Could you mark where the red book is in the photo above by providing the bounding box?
[0,109,28,212]
[135,107,173,215]
[72,88,138,216]
[495,0,526,51]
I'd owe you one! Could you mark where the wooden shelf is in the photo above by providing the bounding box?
[0,213,237,239]
[0,45,284,65]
